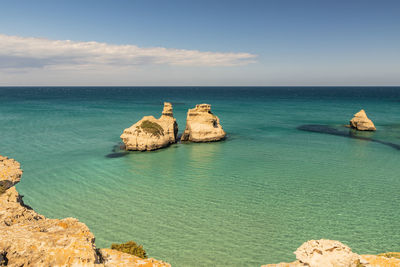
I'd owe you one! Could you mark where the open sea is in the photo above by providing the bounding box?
[0,87,399,266]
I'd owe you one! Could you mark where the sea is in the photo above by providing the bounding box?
[0,87,399,266]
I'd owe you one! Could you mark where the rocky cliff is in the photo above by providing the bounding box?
[262,239,400,267]
[0,155,170,267]
[121,102,178,151]
[350,109,376,131]
[180,104,226,142]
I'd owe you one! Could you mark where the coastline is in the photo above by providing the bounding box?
[2,155,400,266]
[1,86,399,266]
[0,155,170,266]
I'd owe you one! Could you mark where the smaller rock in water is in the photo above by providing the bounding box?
[350,109,376,131]
[181,104,226,142]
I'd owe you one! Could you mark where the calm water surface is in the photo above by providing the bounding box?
[1,87,399,266]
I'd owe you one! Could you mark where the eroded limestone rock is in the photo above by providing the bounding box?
[294,239,361,267]
[261,239,400,267]
[0,155,170,266]
[181,104,226,142]
[0,155,22,193]
[100,249,170,267]
[121,102,178,151]
[361,254,400,267]
[350,109,376,131]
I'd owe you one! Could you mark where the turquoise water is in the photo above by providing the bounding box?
[1,87,399,266]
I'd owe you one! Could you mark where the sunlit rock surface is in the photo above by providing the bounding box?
[350,109,376,131]
[262,239,400,267]
[0,155,22,193]
[100,249,170,267]
[181,103,226,142]
[361,254,400,267]
[294,239,360,267]
[120,102,178,151]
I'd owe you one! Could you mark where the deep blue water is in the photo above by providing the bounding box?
[1,87,399,266]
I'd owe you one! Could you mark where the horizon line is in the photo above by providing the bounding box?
[1,85,400,88]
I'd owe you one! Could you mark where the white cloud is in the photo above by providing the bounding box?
[0,34,257,70]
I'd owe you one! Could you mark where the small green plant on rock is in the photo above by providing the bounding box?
[110,240,148,259]
[140,120,164,137]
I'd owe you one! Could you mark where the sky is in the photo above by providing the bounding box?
[0,0,399,86]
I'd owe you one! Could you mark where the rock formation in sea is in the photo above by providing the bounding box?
[349,109,376,131]
[0,155,170,266]
[262,239,400,267]
[120,102,178,151]
[181,104,226,142]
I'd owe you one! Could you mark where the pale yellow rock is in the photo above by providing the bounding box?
[0,155,170,267]
[377,252,400,259]
[181,103,226,142]
[100,249,171,267]
[350,109,376,131]
[361,254,400,267]
[294,239,361,267]
[261,239,400,267]
[120,102,178,151]
[0,155,22,192]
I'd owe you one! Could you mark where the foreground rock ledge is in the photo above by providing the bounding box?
[121,102,178,151]
[349,109,376,131]
[181,104,226,142]
[0,155,170,266]
[262,239,400,267]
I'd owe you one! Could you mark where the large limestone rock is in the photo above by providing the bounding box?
[350,109,376,131]
[181,104,226,142]
[121,102,178,151]
[0,155,170,267]
[262,239,400,267]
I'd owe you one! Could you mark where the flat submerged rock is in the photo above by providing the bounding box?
[297,124,400,150]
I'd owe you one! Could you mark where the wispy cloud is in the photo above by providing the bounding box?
[0,34,257,70]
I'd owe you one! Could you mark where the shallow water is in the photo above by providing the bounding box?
[1,87,399,266]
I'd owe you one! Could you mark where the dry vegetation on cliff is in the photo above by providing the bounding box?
[110,241,147,259]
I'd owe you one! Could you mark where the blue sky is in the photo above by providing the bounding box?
[0,0,399,85]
